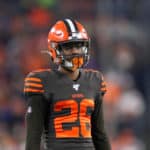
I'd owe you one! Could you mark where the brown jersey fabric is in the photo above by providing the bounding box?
[24,69,111,150]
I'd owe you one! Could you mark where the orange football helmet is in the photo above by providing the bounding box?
[48,18,90,71]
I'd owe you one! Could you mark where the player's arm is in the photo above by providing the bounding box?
[91,76,111,150]
[24,73,48,150]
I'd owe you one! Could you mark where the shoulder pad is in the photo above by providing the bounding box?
[84,69,99,73]
[24,69,50,96]
[83,69,107,95]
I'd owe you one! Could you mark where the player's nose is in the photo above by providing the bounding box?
[71,47,82,54]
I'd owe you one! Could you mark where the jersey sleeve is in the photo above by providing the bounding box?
[24,72,44,96]
[25,95,49,150]
[91,96,111,150]
[24,72,48,150]
[91,71,111,150]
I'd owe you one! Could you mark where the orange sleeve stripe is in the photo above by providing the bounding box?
[25,77,42,82]
[25,83,43,88]
[84,69,99,73]
[24,88,44,93]
[33,69,51,73]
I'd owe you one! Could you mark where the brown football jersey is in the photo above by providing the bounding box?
[24,69,109,150]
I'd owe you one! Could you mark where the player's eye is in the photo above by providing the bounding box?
[60,42,86,51]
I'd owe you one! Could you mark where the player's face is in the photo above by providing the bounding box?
[63,47,83,58]
[61,41,86,56]
[60,42,87,72]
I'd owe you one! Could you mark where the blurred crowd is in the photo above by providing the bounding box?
[0,0,150,150]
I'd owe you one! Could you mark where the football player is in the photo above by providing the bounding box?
[24,18,111,150]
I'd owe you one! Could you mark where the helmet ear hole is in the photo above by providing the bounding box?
[50,42,58,50]
[57,44,63,52]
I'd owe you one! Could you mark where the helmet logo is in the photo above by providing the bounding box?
[55,30,64,37]
[73,84,80,91]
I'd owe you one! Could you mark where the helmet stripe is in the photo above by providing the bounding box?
[63,19,78,36]
[65,19,77,32]
[70,19,78,31]
[63,19,72,36]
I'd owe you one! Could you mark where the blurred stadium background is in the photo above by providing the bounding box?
[0,0,150,149]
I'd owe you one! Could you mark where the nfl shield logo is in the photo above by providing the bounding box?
[73,84,80,91]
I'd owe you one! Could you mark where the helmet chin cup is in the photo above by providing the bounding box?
[64,60,73,67]
[61,56,84,72]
